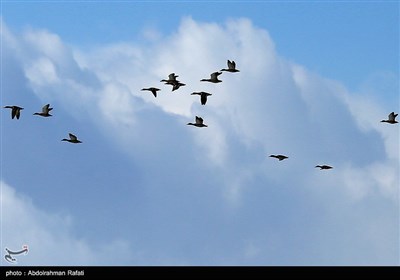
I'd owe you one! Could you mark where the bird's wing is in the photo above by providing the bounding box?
[389,112,398,120]
[210,72,220,79]
[228,60,236,69]
[42,104,50,113]
[195,116,203,124]
[11,107,17,119]
[69,133,78,141]
[169,73,178,81]
[201,94,207,105]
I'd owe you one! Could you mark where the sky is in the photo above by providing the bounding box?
[0,0,399,266]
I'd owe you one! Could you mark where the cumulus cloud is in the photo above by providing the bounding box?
[1,181,133,265]
[2,16,398,265]
[7,14,398,201]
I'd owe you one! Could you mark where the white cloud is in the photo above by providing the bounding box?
[1,181,134,265]
[9,16,398,201]
[2,16,398,265]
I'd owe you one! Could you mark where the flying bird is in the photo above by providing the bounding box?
[200,72,222,83]
[315,165,333,170]
[187,116,208,127]
[141,87,160,98]
[221,60,240,73]
[160,73,186,91]
[62,133,82,144]
[4,105,24,119]
[269,154,288,161]
[191,92,212,105]
[171,81,186,91]
[33,104,53,117]
[160,73,179,84]
[380,112,398,124]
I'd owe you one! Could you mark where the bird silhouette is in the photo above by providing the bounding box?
[141,87,160,98]
[269,154,288,161]
[187,116,208,127]
[4,106,24,119]
[200,72,222,83]
[62,133,82,144]
[221,60,240,73]
[160,73,179,84]
[381,112,398,124]
[33,104,53,117]
[191,92,212,105]
[315,165,333,170]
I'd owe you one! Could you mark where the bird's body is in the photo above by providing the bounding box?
[200,72,222,83]
[269,154,288,161]
[62,133,82,144]
[221,60,240,73]
[381,112,398,124]
[187,116,208,127]
[315,165,333,170]
[4,105,24,119]
[33,104,53,117]
[191,92,212,105]
[141,87,160,98]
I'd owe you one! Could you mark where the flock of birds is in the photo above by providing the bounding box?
[3,59,399,170]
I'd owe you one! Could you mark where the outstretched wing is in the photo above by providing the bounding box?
[11,107,17,119]
[69,133,78,141]
[389,112,398,121]
[42,104,53,113]
[228,60,236,70]
[168,73,178,81]
[210,72,222,79]
[195,116,204,125]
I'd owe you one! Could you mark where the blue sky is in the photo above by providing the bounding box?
[1,1,399,265]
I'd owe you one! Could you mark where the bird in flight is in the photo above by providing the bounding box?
[160,73,179,84]
[187,116,208,127]
[141,87,160,98]
[33,104,53,117]
[62,133,82,144]
[315,165,333,170]
[191,92,212,105]
[200,72,222,83]
[4,105,24,119]
[221,60,240,73]
[269,154,288,161]
[380,112,398,124]
[161,73,186,91]
[171,81,186,91]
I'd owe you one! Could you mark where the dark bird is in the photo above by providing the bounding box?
[380,112,398,124]
[4,106,24,119]
[200,71,222,83]
[315,165,333,170]
[161,73,185,91]
[221,60,240,73]
[161,73,179,84]
[187,116,208,127]
[171,81,186,91]
[141,87,160,98]
[191,91,212,105]
[62,133,82,144]
[269,154,288,161]
[33,104,53,117]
